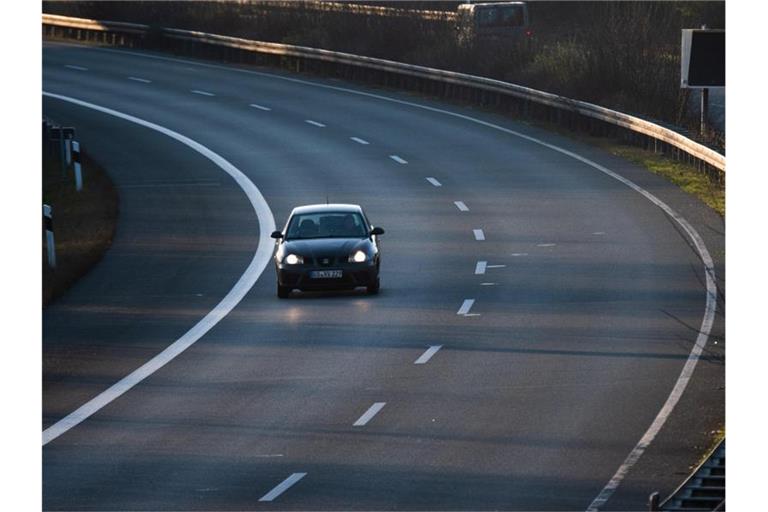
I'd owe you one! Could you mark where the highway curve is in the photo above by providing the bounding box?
[42,41,725,510]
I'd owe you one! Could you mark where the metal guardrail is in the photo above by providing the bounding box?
[649,439,725,511]
[251,1,457,22]
[42,13,725,176]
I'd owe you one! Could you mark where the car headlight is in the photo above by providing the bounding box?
[349,250,367,263]
[284,253,303,265]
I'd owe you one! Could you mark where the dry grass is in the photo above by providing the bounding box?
[42,145,118,306]
[41,1,723,148]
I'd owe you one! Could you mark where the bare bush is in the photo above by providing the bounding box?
[43,1,723,146]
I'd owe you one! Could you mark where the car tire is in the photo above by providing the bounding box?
[367,277,380,295]
[277,284,291,298]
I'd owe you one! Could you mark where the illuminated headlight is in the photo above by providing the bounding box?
[349,250,367,263]
[284,253,303,265]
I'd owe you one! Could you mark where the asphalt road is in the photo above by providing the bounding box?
[42,41,725,510]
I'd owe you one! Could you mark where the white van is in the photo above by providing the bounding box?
[457,1,531,44]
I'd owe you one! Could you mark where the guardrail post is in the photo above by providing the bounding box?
[43,204,56,269]
[43,119,51,156]
[72,140,83,191]
[648,491,660,511]
[58,129,66,177]
[65,136,72,166]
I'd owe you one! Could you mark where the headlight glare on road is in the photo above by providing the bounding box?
[284,253,303,265]
[350,250,367,263]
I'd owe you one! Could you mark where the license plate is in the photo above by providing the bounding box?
[310,270,343,279]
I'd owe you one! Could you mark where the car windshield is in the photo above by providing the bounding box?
[286,211,368,240]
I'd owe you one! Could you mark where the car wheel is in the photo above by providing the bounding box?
[367,277,380,295]
[277,284,291,298]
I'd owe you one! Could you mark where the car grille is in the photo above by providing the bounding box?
[314,256,336,266]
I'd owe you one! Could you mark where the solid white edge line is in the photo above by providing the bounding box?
[353,402,387,426]
[389,155,408,164]
[258,472,307,502]
[249,103,271,111]
[305,119,326,127]
[350,137,369,145]
[41,92,275,446]
[475,261,487,275]
[127,76,151,83]
[454,200,469,211]
[191,89,215,96]
[457,299,475,316]
[473,229,485,241]
[48,46,718,506]
[414,345,443,365]
[425,177,441,187]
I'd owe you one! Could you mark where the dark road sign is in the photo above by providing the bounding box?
[681,29,725,88]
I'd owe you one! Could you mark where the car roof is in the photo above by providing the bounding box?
[290,204,364,215]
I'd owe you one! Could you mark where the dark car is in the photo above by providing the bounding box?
[271,204,384,298]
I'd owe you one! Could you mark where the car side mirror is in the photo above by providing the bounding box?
[270,231,283,239]
[370,227,384,236]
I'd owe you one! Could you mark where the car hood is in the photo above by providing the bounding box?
[283,237,370,257]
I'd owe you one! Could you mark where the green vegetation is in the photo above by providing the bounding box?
[43,141,118,306]
[607,144,724,216]
[526,120,725,216]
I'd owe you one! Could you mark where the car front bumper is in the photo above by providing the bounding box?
[276,261,378,290]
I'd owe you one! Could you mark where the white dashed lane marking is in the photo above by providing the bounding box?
[454,201,469,211]
[414,345,443,365]
[390,155,408,164]
[191,89,215,96]
[250,103,272,111]
[65,65,88,71]
[475,261,487,275]
[473,229,485,241]
[353,402,387,426]
[457,299,476,316]
[425,177,442,187]
[258,473,307,502]
[350,137,369,145]
[305,119,326,127]
[127,76,151,83]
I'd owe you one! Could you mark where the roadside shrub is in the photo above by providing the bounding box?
[43,1,724,146]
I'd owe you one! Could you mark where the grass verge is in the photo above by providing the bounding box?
[693,425,725,469]
[527,121,725,217]
[42,143,119,306]
[602,143,724,217]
